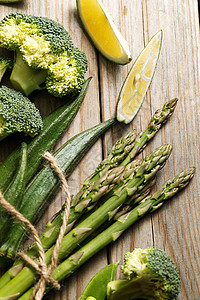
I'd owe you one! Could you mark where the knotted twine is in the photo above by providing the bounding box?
[0,151,71,300]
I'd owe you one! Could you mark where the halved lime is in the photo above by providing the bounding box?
[76,0,132,65]
[117,30,163,124]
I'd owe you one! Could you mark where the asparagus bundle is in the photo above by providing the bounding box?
[0,166,194,299]
[71,98,178,207]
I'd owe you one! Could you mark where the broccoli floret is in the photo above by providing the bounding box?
[0,13,88,98]
[0,56,13,82]
[107,247,181,300]
[0,86,43,140]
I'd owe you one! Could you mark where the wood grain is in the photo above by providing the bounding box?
[0,0,199,299]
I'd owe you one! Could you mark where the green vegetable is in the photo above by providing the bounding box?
[72,98,178,207]
[0,86,43,140]
[0,12,88,97]
[0,145,172,297]
[78,263,118,300]
[0,56,13,82]
[9,166,194,300]
[107,247,181,300]
[0,118,115,258]
[0,142,27,240]
[0,78,91,193]
[69,159,149,228]
[0,143,27,269]
[81,176,156,244]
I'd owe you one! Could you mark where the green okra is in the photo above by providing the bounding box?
[0,78,91,193]
[0,142,27,242]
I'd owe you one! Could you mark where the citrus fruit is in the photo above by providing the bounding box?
[117,30,163,124]
[76,0,132,65]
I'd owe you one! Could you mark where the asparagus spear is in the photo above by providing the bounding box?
[120,98,177,166]
[71,98,178,207]
[0,167,194,299]
[0,145,172,298]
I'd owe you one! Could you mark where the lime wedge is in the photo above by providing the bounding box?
[117,30,163,124]
[76,0,132,65]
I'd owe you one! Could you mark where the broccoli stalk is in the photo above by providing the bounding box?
[10,50,47,96]
[107,247,181,300]
[0,56,13,82]
[0,86,43,140]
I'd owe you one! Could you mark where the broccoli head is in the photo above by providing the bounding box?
[0,56,13,82]
[0,13,88,98]
[107,247,181,300]
[0,86,43,140]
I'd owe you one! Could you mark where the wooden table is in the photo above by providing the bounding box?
[0,0,199,299]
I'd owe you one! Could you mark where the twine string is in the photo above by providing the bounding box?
[0,151,71,300]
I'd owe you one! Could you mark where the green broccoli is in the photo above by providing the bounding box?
[107,247,181,300]
[0,85,43,140]
[0,13,88,98]
[0,56,13,82]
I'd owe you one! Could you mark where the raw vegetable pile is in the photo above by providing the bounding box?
[0,2,195,300]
